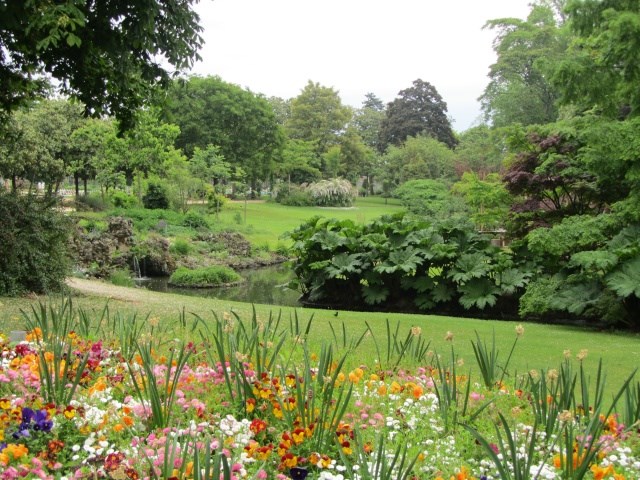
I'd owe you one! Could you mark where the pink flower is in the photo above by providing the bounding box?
[257,470,268,479]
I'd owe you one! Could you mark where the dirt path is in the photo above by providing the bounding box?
[65,277,160,304]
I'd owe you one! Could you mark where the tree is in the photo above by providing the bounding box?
[0,99,83,194]
[379,79,457,151]
[452,172,511,230]
[553,0,640,118]
[0,0,203,130]
[454,125,506,176]
[162,76,284,189]
[352,93,386,152]
[68,117,116,196]
[378,135,457,189]
[276,139,322,184]
[480,4,567,127]
[285,81,352,156]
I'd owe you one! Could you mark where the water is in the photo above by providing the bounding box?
[136,263,301,307]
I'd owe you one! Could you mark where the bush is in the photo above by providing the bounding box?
[74,193,109,211]
[183,211,209,229]
[109,269,135,287]
[275,184,314,206]
[0,192,72,295]
[110,190,138,209]
[168,265,242,287]
[169,238,192,256]
[142,182,169,210]
[308,178,356,207]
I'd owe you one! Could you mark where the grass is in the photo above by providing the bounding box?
[209,196,404,248]
[2,285,639,399]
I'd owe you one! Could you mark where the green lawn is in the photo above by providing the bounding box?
[207,196,404,248]
[3,287,638,399]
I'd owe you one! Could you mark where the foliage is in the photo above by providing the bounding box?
[378,134,458,189]
[109,269,135,287]
[0,192,71,295]
[0,0,203,130]
[142,182,170,210]
[274,184,314,207]
[394,179,467,220]
[0,99,84,193]
[183,211,209,230]
[162,76,284,185]
[169,265,242,287]
[555,0,640,118]
[110,190,138,209]
[452,172,511,230]
[480,4,566,127]
[307,178,356,207]
[286,213,531,315]
[285,80,352,156]
[453,125,507,176]
[379,79,457,151]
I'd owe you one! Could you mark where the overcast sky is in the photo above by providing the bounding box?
[189,0,533,132]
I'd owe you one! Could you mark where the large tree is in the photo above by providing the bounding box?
[352,93,386,153]
[480,4,567,127]
[0,0,203,129]
[162,76,284,188]
[285,81,352,156]
[379,79,457,151]
[553,0,640,118]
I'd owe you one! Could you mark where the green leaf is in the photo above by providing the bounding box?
[374,247,422,275]
[362,285,389,305]
[401,275,435,293]
[449,252,492,284]
[326,253,362,278]
[498,268,530,294]
[569,251,618,272]
[431,283,455,303]
[605,257,640,298]
[459,279,500,310]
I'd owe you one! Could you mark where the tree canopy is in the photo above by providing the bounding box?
[379,79,457,151]
[0,0,203,129]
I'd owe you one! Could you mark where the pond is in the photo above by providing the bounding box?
[135,263,302,307]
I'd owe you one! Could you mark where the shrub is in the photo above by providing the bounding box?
[74,193,109,211]
[308,178,356,207]
[109,269,135,287]
[0,192,72,295]
[394,179,467,219]
[276,184,314,206]
[142,182,170,210]
[110,190,138,209]
[169,238,192,256]
[183,211,209,229]
[168,265,242,287]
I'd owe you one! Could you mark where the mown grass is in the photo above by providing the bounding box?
[2,285,639,399]
[207,196,404,248]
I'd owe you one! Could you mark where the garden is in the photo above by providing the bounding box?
[0,298,639,480]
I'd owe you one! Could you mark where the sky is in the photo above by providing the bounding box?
[189,0,533,132]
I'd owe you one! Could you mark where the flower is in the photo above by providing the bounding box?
[444,331,454,342]
[515,324,524,337]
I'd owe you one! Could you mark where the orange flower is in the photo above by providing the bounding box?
[590,464,615,480]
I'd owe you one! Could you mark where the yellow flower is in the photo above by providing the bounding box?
[445,331,454,342]
[515,324,524,337]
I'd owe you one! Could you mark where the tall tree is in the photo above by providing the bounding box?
[285,81,352,156]
[454,125,506,176]
[480,4,567,127]
[554,0,640,118]
[0,99,84,194]
[352,93,386,153]
[162,76,284,188]
[0,0,203,130]
[379,79,457,151]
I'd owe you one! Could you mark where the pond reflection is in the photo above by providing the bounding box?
[136,263,301,307]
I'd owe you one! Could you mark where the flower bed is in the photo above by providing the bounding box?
[0,300,638,479]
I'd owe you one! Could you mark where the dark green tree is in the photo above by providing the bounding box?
[0,0,203,130]
[379,79,457,151]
